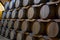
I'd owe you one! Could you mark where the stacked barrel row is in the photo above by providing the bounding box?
[0,0,60,40]
[0,19,60,40]
[2,0,60,19]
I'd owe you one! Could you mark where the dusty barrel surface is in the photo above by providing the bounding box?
[2,11,7,19]
[23,0,34,6]
[40,3,57,19]
[27,4,44,19]
[8,19,15,29]
[18,7,29,19]
[9,0,15,9]
[15,0,23,8]
[4,2,9,10]
[6,10,12,19]
[11,9,18,19]
[47,22,60,38]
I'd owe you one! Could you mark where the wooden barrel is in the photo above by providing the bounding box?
[10,30,16,40]
[8,19,15,29]
[3,20,8,28]
[6,10,12,19]
[5,29,10,38]
[40,3,57,19]
[23,0,34,6]
[11,9,18,19]
[31,21,48,35]
[4,2,9,10]
[0,19,5,27]
[15,0,23,8]
[1,27,6,36]
[18,7,28,19]
[0,19,5,24]
[9,0,15,9]
[2,11,7,19]
[47,22,60,38]
[57,3,60,18]
[14,19,22,30]
[21,21,34,33]
[16,32,24,40]
[27,4,44,19]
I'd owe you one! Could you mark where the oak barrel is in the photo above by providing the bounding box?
[9,0,15,9]
[8,19,15,29]
[15,0,23,8]
[4,2,9,10]
[2,11,7,19]
[27,4,44,19]
[6,10,12,19]
[18,7,28,19]
[40,3,57,19]
[14,19,22,30]
[11,9,18,19]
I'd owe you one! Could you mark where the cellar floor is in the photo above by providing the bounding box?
[0,35,10,40]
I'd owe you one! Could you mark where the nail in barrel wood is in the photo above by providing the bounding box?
[11,9,18,19]
[15,0,23,8]
[9,0,15,9]
[6,10,12,19]
[40,3,57,19]
[27,4,44,19]
[23,0,34,6]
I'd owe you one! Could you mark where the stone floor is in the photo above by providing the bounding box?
[0,35,10,40]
